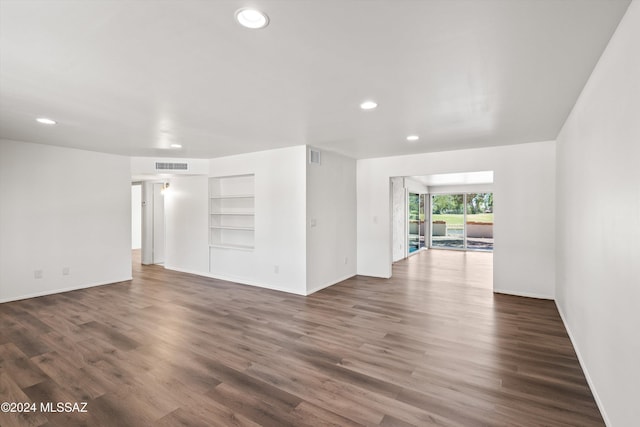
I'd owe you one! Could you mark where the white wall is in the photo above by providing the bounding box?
[0,139,131,302]
[130,155,209,264]
[555,1,639,425]
[160,146,357,296]
[209,146,307,294]
[131,184,142,249]
[306,148,357,294]
[357,140,556,298]
[163,146,308,295]
[164,176,209,274]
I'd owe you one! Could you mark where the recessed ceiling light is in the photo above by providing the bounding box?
[235,8,269,29]
[406,135,419,142]
[360,101,378,110]
[170,144,182,149]
[36,117,56,125]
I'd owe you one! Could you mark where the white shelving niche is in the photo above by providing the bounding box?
[209,174,255,251]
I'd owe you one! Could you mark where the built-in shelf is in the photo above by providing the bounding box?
[210,212,254,215]
[209,174,255,251]
[209,194,254,199]
[209,243,254,251]
[209,225,255,231]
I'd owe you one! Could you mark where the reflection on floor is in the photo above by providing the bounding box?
[431,237,494,250]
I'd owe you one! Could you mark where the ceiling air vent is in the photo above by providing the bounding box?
[309,149,321,165]
[155,162,188,171]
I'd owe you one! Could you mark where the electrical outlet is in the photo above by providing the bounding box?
[62,267,70,276]
[274,265,279,274]
[344,257,348,265]
[34,270,43,279]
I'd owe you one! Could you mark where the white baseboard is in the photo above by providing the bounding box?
[0,276,133,304]
[164,265,355,296]
[306,273,355,295]
[163,265,307,296]
[493,288,554,300]
[355,272,392,279]
[556,302,610,426]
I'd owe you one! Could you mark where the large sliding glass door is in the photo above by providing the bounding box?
[431,194,464,249]
[430,193,493,251]
[466,193,494,250]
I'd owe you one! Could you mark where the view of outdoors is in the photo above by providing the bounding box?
[408,193,426,253]
[431,193,494,250]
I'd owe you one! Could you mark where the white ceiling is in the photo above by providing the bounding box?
[0,0,631,159]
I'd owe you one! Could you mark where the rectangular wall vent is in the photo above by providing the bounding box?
[309,149,321,165]
[155,162,188,170]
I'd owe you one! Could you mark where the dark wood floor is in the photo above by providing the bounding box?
[0,250,603,426]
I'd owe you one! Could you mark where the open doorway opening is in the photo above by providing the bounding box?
[391,177,429,261]
[392,171,494,262]
[134,180,168,266]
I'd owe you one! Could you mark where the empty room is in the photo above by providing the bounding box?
[0,1,638,426]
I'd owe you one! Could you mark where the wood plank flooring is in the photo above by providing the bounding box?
[0,250,603,426]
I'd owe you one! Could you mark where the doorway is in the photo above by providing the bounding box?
[392,171,494,262]
[137,181,167,265]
